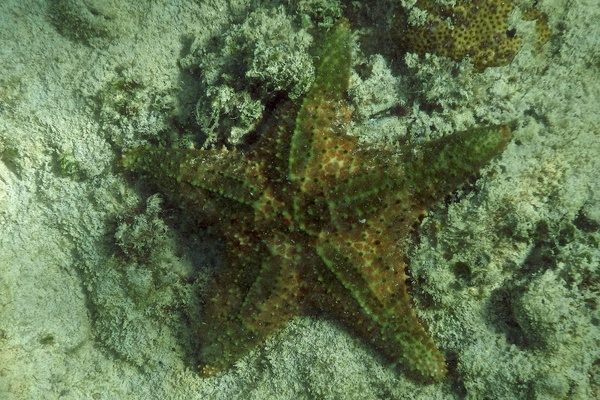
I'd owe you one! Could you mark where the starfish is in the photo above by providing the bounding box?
[122,21,511,383]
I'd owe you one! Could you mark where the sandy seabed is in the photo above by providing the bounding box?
[0,0,598,399]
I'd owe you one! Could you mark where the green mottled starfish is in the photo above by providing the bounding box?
[122,21,510,383]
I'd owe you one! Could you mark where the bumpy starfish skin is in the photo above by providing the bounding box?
[122,22,511,383]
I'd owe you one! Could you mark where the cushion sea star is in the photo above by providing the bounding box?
[122,21,511,383]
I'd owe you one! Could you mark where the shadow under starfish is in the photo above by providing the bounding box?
[122,20,511,383]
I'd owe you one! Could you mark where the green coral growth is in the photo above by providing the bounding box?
[293,0,342,28]
[90,195,202,369]
[57,152,82,179]
[180,7,314,145]
[97,72,178,148]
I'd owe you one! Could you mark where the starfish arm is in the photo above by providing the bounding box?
[199,233,307,376]
[196,257,254,377]
[122,147,265,208]
[250,100,299,185]
[289,21,352,183]
[404,125,512,207]
[315,223,447,382]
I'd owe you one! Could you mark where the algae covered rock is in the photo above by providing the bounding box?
[180,7,314,145]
